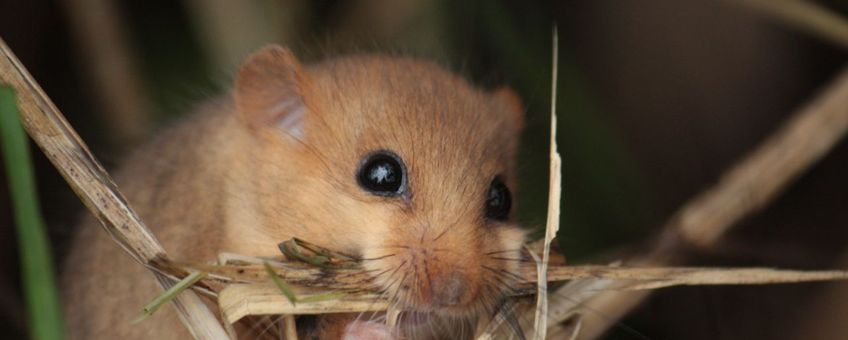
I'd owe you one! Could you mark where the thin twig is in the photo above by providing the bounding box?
[663,68,848,249]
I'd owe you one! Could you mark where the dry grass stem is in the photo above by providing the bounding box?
[545,266,848,288]
[191,258,848,291]
[666,65,848,248]
[531,25,562,340]
[283,315,298,340]
[208,253,848,324]
[0,38,228,339]
[729,0,848,49]
[218,283,387,324]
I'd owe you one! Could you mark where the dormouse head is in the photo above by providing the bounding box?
[234,45,526,322]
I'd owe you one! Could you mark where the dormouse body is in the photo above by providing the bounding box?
[62,46,526,339]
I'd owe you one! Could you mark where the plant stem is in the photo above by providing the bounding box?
[0,86,64,340]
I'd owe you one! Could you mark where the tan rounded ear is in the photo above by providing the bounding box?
[493,87,525,131]
[234,45,311,137]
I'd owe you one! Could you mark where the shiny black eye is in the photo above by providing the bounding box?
[485,177,512,221]
[357,151,406,196]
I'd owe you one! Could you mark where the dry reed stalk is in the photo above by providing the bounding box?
[283,315,298,340]
[218,283,387,324]
[531,26,562,340]
[663,72,848,248]
[205,252,848,325]
[192,258,848,290]
[0,37,229,340]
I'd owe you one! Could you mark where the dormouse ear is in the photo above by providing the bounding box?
[493,87,525,131]
[234,45,310,137]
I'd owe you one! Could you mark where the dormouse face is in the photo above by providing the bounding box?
[234,46,526,326]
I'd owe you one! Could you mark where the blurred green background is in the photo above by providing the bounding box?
[3,0,848,339]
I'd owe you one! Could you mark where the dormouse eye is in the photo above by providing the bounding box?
[357,151,406,196]
[485,176,512,221]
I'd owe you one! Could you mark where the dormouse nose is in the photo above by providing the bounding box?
[432,271,467,307]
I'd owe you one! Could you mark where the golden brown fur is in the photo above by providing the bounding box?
[62,46,525,339]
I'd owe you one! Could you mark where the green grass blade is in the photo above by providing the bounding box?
[264,262,297,305]
[133,271,207,324]
[0,86,65,340]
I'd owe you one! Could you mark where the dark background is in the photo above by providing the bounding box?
[2,1,848,339]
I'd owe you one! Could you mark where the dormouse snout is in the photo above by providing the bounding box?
[431,271,467,307]
[390,243,481,310]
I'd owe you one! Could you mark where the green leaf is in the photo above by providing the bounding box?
[0,86,65,340]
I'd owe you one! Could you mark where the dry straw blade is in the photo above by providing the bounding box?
[532,25,563,340]
[185,254,848,291]
[542,266,848,288]
[207,252,848,324]
[218,283,388,324]
[0,38,229,339]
